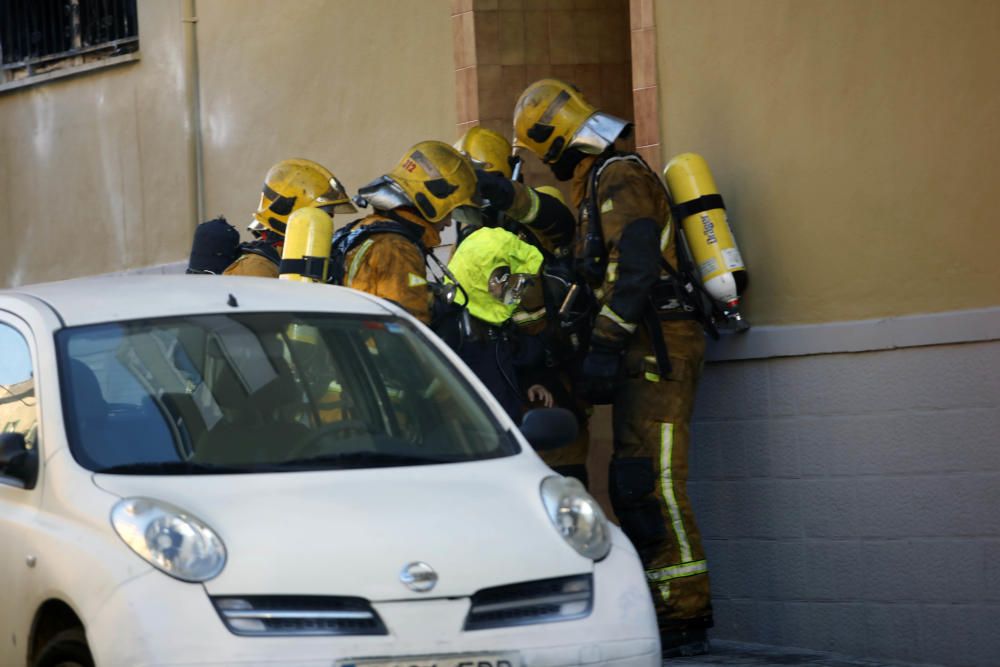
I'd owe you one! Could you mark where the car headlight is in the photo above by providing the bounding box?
[540,476,611,561]
[111,497,226,582]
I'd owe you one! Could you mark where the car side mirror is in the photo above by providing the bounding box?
[519,408,578,452]
[0,432,38,488]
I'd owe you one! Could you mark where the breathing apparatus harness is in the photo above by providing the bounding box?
[328,213,426,285]
[239,234,283,267]
[577,152,720,379]
[328,211,472,345]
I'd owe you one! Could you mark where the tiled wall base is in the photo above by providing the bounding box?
[687,339,1000,666]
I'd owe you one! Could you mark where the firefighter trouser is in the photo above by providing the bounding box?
[610,321,710,626]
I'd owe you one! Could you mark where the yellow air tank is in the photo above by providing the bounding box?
[664,153,749,330]
[279,207,334,283]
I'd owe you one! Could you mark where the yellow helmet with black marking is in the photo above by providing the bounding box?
[250,158,355,236]
[454,127,514,179]
[513,79,631,164]
[355,141,481,223]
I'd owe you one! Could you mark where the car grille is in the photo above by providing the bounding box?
[211,595,387,636]
[464,574,593,630]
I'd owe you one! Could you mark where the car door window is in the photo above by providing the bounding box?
[0,322,38,484]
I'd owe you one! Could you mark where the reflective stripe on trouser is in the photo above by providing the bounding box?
[610,320,711,625]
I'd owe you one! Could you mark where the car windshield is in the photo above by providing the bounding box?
[56,313,518,473]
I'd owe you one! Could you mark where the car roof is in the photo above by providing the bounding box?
[3,275,393,327]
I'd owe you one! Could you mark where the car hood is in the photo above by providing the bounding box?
[92,455,590,599]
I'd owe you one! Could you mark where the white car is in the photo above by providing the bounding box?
[0,275,659,667]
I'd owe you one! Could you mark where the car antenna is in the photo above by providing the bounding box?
[227,293,239,308]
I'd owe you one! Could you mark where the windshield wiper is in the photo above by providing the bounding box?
[278,451,453,469]
[94,461,255,475]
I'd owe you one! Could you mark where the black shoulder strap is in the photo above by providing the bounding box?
[381,211,430,254]
[239,239,281,266]
[329,215,429,285]
[576,153,618,284]
[578,152,660,283]
[335,214,428,251]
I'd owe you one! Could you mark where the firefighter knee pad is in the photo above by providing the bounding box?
[619,217,659,253]
[609,457,667,549]
[552,464,589,490]
[609,457,656,503]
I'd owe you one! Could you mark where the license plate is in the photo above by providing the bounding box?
[336,653,520,667]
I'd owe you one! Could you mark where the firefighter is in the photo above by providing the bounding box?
[338,140,480,325]
[513,78,712,656]
[459,131,593,486]
[224,158,355,277]
[454,127,575,376]
[446,226,553,422]
[468,153,594,485]
[453,126,575,258]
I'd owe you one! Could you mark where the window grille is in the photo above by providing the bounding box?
[1,0,138,85]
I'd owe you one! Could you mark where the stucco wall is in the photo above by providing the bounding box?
[654,0,1000,326]
[0,1,193,287]
[650,4,1000,663]
[0,1,458,289]
[196,0,457,239]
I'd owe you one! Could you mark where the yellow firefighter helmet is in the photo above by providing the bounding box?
[250,158,356,236]
[355,141,481,223]
[454,127,514,178]
[513,78,631,164]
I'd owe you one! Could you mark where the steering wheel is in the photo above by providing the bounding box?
[286,419,371,460]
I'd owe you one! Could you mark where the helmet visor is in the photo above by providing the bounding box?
[316,202,357,216]
[353,176,412,211]
[315,176,357,214]
[569,112,632,155]
[451,205,484,229]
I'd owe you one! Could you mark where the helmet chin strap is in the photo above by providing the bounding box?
[259,229,283,247]
[550,147,589,182]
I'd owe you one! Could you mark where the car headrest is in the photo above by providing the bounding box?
[67,359,109,421]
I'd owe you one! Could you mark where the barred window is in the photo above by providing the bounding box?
[1,0,139,87]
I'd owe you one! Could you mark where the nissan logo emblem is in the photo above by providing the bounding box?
[399,561,438,593]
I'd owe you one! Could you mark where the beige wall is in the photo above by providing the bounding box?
[0,1,193,287]
[197,0,457,238]
[0,1,458,289]
[655,0,1000,325]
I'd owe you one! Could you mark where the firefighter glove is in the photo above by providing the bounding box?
[579,341,623,405]
[476,169,515,211]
